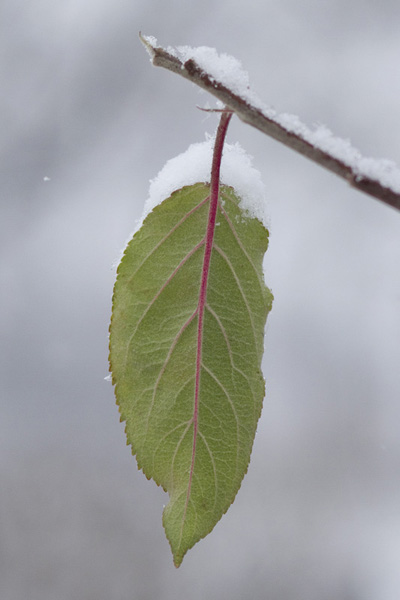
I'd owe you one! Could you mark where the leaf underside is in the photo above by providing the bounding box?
[109,183,273,566]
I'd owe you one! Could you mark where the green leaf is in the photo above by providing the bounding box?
[109,182,273,566]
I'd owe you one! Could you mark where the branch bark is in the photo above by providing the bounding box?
[140,34,400,212]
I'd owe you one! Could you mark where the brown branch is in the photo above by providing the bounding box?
[140,34,400,212]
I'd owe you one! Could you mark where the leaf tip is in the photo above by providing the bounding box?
[171,545,186,568]
[173,557,183,569]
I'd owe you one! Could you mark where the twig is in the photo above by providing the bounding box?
[140,34,400,212]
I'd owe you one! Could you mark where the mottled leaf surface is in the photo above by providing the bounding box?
[109,183,272,566]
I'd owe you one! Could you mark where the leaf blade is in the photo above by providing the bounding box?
[109,183,273,566]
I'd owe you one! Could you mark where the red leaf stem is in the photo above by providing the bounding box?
[184,110,233,520]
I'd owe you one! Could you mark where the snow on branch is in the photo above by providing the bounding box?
[140,33,400,212]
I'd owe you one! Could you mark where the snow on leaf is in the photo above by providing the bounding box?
[140,138,269,234]
[109,182,273,566]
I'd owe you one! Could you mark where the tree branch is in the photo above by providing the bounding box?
[140,34,400,212]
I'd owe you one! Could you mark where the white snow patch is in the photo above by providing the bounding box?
[174,45,266,111]
[177,46,249,94]
[274,114,400,193]
[139,135,269,230]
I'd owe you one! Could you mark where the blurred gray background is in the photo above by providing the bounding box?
[1,1,400,599]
